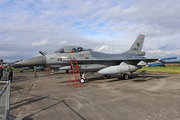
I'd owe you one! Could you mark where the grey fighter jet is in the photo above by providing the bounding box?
[15,35,177,82]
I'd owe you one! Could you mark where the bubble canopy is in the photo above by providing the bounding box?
[55,46,91,53]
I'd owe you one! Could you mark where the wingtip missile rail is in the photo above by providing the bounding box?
[147,57,177,67]
[146,63,165,67]
[159,57,177,61]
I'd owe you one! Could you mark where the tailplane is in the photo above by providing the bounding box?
[124,34,145,56]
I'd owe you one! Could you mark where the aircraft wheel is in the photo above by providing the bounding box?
[66,70,69,73]
[81,78,85,83]
[123,74,129,80]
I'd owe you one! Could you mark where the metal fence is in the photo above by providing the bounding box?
[2,70,8,81]
[0,81,10,120]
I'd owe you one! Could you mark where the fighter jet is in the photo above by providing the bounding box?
[20,66,45,72]
[16,35,177,82]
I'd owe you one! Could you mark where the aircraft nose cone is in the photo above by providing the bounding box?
[15,56,46,66]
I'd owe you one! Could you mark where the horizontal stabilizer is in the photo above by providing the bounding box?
[159,57,177,61]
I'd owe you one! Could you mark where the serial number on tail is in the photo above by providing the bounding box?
[132,48,139,51]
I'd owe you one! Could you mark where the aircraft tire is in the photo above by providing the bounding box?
[123,74,129,80]
[81,78,85,83]
[66,70,69,73]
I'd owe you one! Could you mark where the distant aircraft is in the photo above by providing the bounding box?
[3,60,22,68]
[20,65,63,73]
[2,60,44,72]
[16,35,177,83]
[20,66,45,72]
[0,59,3,64]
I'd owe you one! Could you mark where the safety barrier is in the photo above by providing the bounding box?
[1,70,15,81]
[0,81,10,120]
[2,70,8,81]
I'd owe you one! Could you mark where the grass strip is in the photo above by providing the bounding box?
[137,66,180,74]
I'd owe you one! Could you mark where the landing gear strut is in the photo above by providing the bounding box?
[104,75,110,79]
[80,72,86,83]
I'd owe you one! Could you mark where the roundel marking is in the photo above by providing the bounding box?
[137,43,140,47]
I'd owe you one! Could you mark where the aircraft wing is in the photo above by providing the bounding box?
[65,57,176,66]
[63,58,159,66]
[65,58,158,62]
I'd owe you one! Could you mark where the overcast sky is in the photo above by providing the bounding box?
[0,0,180,62]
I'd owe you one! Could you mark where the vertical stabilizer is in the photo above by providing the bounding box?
[124,34,145,56]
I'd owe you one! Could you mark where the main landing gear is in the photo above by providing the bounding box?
[104,74,129,80]
[122,73,129,80]
[104,75,110,79]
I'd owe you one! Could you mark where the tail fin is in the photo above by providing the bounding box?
[124,34,145,56]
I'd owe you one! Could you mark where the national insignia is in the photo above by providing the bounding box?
[137,43,140,47]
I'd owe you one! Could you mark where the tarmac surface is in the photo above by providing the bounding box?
[7,70,180,120]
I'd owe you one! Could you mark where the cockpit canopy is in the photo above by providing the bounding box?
[55,46,91,53]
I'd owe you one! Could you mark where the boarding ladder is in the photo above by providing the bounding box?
[67,57,84,88]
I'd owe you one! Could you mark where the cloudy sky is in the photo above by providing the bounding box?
[0,0,180,62]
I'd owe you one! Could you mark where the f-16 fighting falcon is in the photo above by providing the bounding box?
[15,35,177,82]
